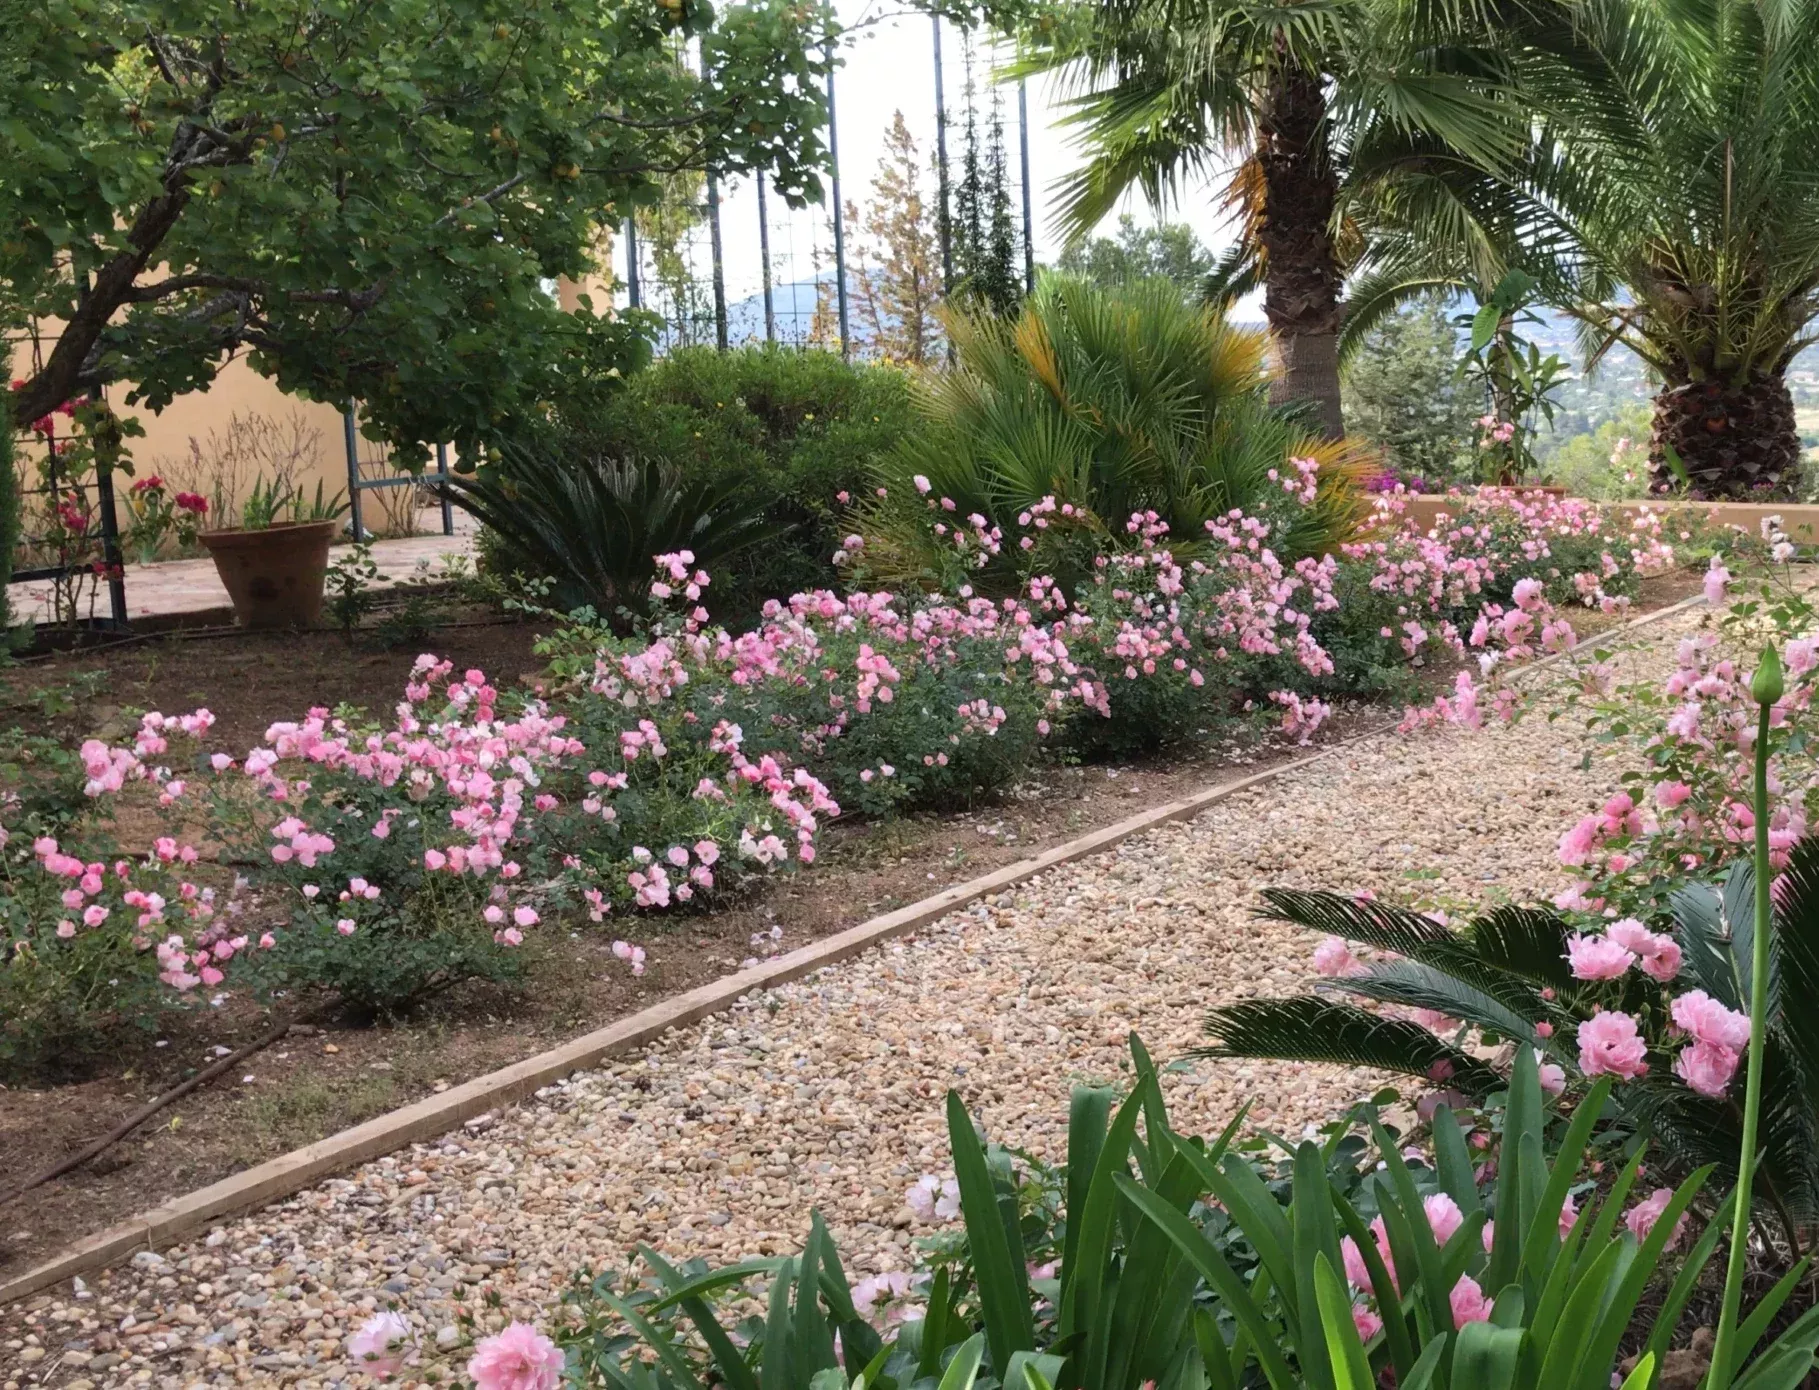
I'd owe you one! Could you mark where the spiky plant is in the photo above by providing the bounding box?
[861,276,1370,594]
[440,445,771,627]
[1203,844,1819,1248]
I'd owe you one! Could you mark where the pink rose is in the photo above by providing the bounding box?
[1567,932,1635,980]
[348,1310,413,1379]
[1538,1061,1567,1096]
[1352,1304,1383,1341]
[1450,1275,1493,1329]
[467,1322,564,1390]
[1625,1188,1687,1248]
[1608,919,1682,982]
[1638,937,1683,982]
[1704,558,1730,606]
[1313,936,1363,977]
[1670,990,1750,1049]
[1424,1192,1464,1244]
[1578,1010,1649,1080]
[1674,1040,1740,1098]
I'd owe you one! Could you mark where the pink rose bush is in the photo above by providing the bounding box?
[1543,545,1816,921]
[1,641,841,1049]
[1,485,1692,1070]
[1374,489,1676,732]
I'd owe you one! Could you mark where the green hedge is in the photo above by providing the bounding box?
[559,346,916,621]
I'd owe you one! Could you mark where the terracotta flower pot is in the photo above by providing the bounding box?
[199,520,339,629]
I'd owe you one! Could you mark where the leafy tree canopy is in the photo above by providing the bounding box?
[0,0,836,457]
[1341,295,1475,484]
[1054,214,1215,298]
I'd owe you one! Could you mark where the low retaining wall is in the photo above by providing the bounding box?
[1396,495,1819,544]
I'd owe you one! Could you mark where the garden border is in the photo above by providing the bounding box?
[0,586,1713,1307]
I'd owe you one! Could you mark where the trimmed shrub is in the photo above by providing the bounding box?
[562,345,917,621]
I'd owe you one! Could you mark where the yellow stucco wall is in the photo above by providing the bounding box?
[8,270,613,531]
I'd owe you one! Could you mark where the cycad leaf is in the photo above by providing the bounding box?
[1201,997,1502,1094]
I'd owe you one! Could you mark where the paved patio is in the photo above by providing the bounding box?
[6,517,478,627]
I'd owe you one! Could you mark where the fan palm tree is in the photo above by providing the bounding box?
[1202,838,1819,1249]
[1014,0,1517,439]
[859,275,1371,593]
[1347,0,1819,498]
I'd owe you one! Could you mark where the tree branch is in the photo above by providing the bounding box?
[434,171,531,226]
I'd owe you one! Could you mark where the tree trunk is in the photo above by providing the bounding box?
[1649,371,1800,500]
[1256,63,1345,441]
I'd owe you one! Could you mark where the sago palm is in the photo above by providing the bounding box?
[860,276,1369,593]
[439,446,770,626]
[1203,838,1819,1249]
[1014,0,1516,439]
[1351,0,1819,498]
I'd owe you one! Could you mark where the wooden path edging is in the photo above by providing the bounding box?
[0,587,1713,1307]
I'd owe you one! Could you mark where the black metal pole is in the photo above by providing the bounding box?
[343,406,364,542]
[757,170,777,344]
[90,392,127,629]
[933,15,953,297]
[1018,79,1036,294]
[826,37,851,357]
[436,440,454,536]
[707,168,729,351]
[624,217,642,310]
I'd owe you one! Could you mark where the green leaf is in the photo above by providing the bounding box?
[1400,1337,1450,1390]
[597,1289,712,1390]
[1522,1077,1613,1282]
[1471,303,1501,354]
[1453,1319,1524,1390]
[938,1334,988,1390]
[1114,1174,1300,1390]
[1313,1253,1375,1390]
[639,1247,766,1390]
[1059,1082,1147,1363]
[1292,1143,1345,1390]
[1432,1107,1479,1211]
[1641,1216,1726,1378]
[1062,1086,1115,1282]
[1334,1187,1418,1377]
[946,1092,1035,1369]
[918,1265,955,1382]
[1617,1353,1656,1390]
[1370,1123,1453,1337]
[1194,1308,1239,1390]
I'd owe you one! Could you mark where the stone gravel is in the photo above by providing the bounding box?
[0,604,1703,1389]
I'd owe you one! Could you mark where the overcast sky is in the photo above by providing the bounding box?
[610,0,1247,321]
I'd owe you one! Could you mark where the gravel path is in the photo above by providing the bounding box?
[0,603,1701,1389]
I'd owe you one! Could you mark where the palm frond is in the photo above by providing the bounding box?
[1463,906,1577,990]
[1200,996,1504,1094]
[1256,887,1460,957]
[440,447,770,622]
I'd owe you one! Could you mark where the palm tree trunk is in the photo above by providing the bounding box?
[1256,63,1345,440]
[1649,370,1800,500]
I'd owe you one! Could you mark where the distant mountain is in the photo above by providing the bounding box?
[647,271,914,351]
